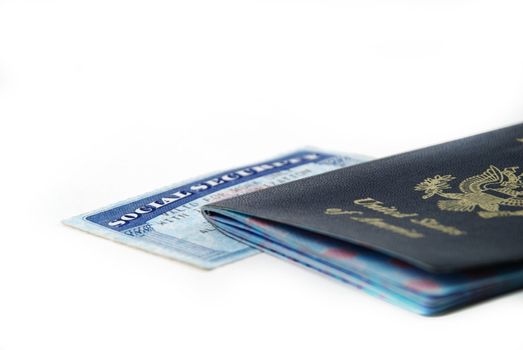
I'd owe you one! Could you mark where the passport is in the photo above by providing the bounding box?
[202,124,523,315]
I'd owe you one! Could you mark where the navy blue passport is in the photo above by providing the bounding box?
[202,124,523,315]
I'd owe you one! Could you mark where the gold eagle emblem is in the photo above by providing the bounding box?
[414,166,523,218]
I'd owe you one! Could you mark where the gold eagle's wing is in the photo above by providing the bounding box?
[437,199,476,212]
[500,197,523,207]
[459,165,504,194]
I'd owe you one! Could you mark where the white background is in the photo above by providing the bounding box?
[1,0,522,349]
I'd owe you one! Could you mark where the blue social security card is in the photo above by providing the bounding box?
[64,150,370,269]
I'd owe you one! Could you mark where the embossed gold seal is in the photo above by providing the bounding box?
[415,165,523,218]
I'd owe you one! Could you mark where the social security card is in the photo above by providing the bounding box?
[64,149,370,269]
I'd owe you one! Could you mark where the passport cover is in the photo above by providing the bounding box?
[202,124,523,315]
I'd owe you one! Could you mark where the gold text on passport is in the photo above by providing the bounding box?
[353,198,418,218]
